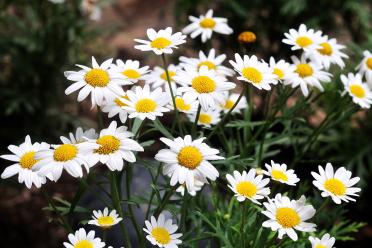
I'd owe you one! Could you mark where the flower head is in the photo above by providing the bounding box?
[309,233,336,248]
[188,107,221,127]
[115,59,150,83]
[101,93,131,123]
[282,24,323,52]
[356,50,372,84]
[168,94,199,114]
[63,228,105,248]
[238,31,256,44]
[268,57,296,84]
[263,160,300,186]
[219,92,247,113]
[144,64,180,94]
[88,207,123,229]
[341,73,372,109]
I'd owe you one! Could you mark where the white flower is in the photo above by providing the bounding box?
[262,194,316,241]
[175,65,235,111]
[268,57,296,84]
[282,24,323,52]
[144,64,180,94]
[115,59,150,83]
[309,233,336,248]
[356,50,372,84]
[155,135,224,192]
[168,94,199,114]
[229,54,277,90]
[88,207,123,228]
[87,121,144,171]
[188,107,220,127]
[263,160,300,186]
[64,57,127,107]
[101,93,131,123]
[226,169,270,204]
[311,162,361,204]
[48,0,65,4]
[143,213,182,248]
[81,0,101,21]
[341,73,372,109]
[219,93,247,113]
[61,127,98,144]
[176,177,206,196]
[179,49,234,76]
[63,228,105,248]
[134,27,186,55]
[285,55,332,96]
[182,9,233,43]
[1,135,50,188]
[121,85,170,120]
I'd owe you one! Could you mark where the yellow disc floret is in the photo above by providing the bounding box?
[271,170,288,182]
[84,69,110,87]
[198,113,212,124]
[324,178,346,196]
[135,98,157,113]
[315,245,327,248]
[349,84,366,98]
[97,216,114,227]
[199,18,216,29]
[151,227,171,245]
[177,146,203,169]
[238,31,257,44]
[150,37,171,49]
[175,97,191,111]
[366,58,372,70]
[53,144,78,162]
[192,76,216,93]
[296,36,313,48]
[295,63,313,78]
[160,71,176,81]
[122,69,141,79]
[114,95,130,107]
[74,240,93,248]
[198,61,217,70]
[317,42,333,56]
[273,68,284,79]
[242,67,263,84]
[276,207,301,228]
[223,99,235,110]
[95,135,120,155]
[236,181,257,198]
[19,151,38,169]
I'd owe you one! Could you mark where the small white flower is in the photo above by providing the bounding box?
[263,160,300,186]
[101,93,131,123]
[48,0,65,4]
[309,233,336,248]
[61,127,98,144]
[268,57,296,84]
[356,50,372,85]
[88,207,123,228]
[182,9,233,43]
[168,94,199,114]
[341,73,372,109]
[311,162,361,204]
[282,24,323,52]
[188,107,220,127]
[63,228,105,248]
[219,92,247,113]
[115,59,150,83]
[176,177,206,196]
[81,0,101,21]
[144,64,180,94]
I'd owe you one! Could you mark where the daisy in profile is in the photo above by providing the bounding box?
[87,121,144,171]
[168,94,199,114]
[179,49,234,76]
[101,93,130,123]
[285,55,332,96]
[220,93,247,113]
[1,135,50,188]
[64,57,127,107]
[262,194,316,241]
[155,135,224,192]
[60,127,98,145]
[309,233,336,248]
[182,9,233,43]
[263,160,300,186]
[268,57,296,84]
[229,54,277,90]
[144,64,180,94]
[311,162,361,204]
[134,27,186,55]
[143,213,182,248]
[121,85,170,120]
[63,228,105,248]
[175,65,235,111]
[356,50,372,83]
[88,207,122,229]
[226,169,270,204]
[282,24,323,52]
[176,176,206,196]
[188,107,220,127]
[341,73,372,109]
[115,59,150,83]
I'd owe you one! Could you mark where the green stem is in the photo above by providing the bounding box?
[241,201,248,248]
[192,104,202,138]
[97,106,104,129]
[180,193,189,233]
[154,187,176,217]
[145,163,162,220]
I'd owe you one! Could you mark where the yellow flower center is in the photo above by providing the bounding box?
[198,113,212,124]
[366,58,372,70]
[317,42,333,56]
[97,216,115,227]
[198,61,217,70]
[177,146,203,169]
[236,181,257,198]
[315,245,326,248]
[122,69,141,79]
[242,67,263,84]
[276,207,301,228]
[74,240,93,248]
[84,68,109,87]
[150,37,171,49]
[296,36,313,48]
[135,98,157,113]
[295,63,313,78]
[349,84,366,98]
[160,71,176,81]
[95,135,120,155]
[273,68,284,79]
[151,227,171,245]
[114,95,130,107]
[191,75,216,93]
[199,18,216,29]
[238,31,257,44]
[223,99,235,110]
[19,151,38,169]
[175,98,191,111]
[324,178,346,196]
[271,170,288,182]
[53,144,78,162]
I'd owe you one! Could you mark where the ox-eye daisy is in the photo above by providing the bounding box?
[176,176,206,196]
[220,92,247,113]
[311,162,361,204]
[168,94,199,114]
[63,228,105,248]
[1,135,50,188]
[282,24,323,52]
[309,233,336,248]
[268,57,296,84]
[101,93,130,123]
[341,73,372,109]
[188,107,220,127]
[115,59,150,83]
[88,207,122,229]
[182,9,233,43]
[226,169,270,204]
[263,160,300,186]
[230,54,277,90]
[155,135,224,192]
[134,27,186,55]
[87,121,144,171]
[61,127,98,145]
[262,194,316,241]
[175,65,235,111]
[356,50,372,84]
[144,64,179,94]
[143,213,182,248]
[64,57,126,107]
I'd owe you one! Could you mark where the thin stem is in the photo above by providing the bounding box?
[180,193,189,233]
[134,119,146,139]
[154,187,176,217]
[97,106,104,129]
[241,201,248,248]
[145,163,162,220]
[317,198,329,212]
[192,104,202,138]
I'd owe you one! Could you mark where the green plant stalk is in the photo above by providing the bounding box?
[97,106,104,129]
[241,201,248,248]
[180,193,189,233]
[192,103,202,138]
[154,186,176,217]
[243,84,253,147]
[145,163,162,220]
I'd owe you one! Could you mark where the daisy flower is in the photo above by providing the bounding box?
[121,85,170,120]
[88,207,123,229]
[143,213,182,248]
[134,27,186,55]
[188,107,221,127]
[268,57,296,84]
[229,54,277,90]
[144,64,180,94]
[176,176,206,196]
[226,169,270,204]
[168,94,199,114]
[341,73,372,109]
[61,127,98,145]
[311,162,361,204]
[1,135,50,188]
[309,233,336,248]
[179,49,234,76]
[263,160,300,186]
[87,121,144,171]
[220,92,247,113]
[282,24,323,52]
[115,59,150,83]
[262,194,316,241]
[182,9,233,43]
[285,55,332,96]
[63,228,105,248]
[101,93,131,123]
[356,50,372,84]
[155,135,224,192]
[174,65,235,111]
